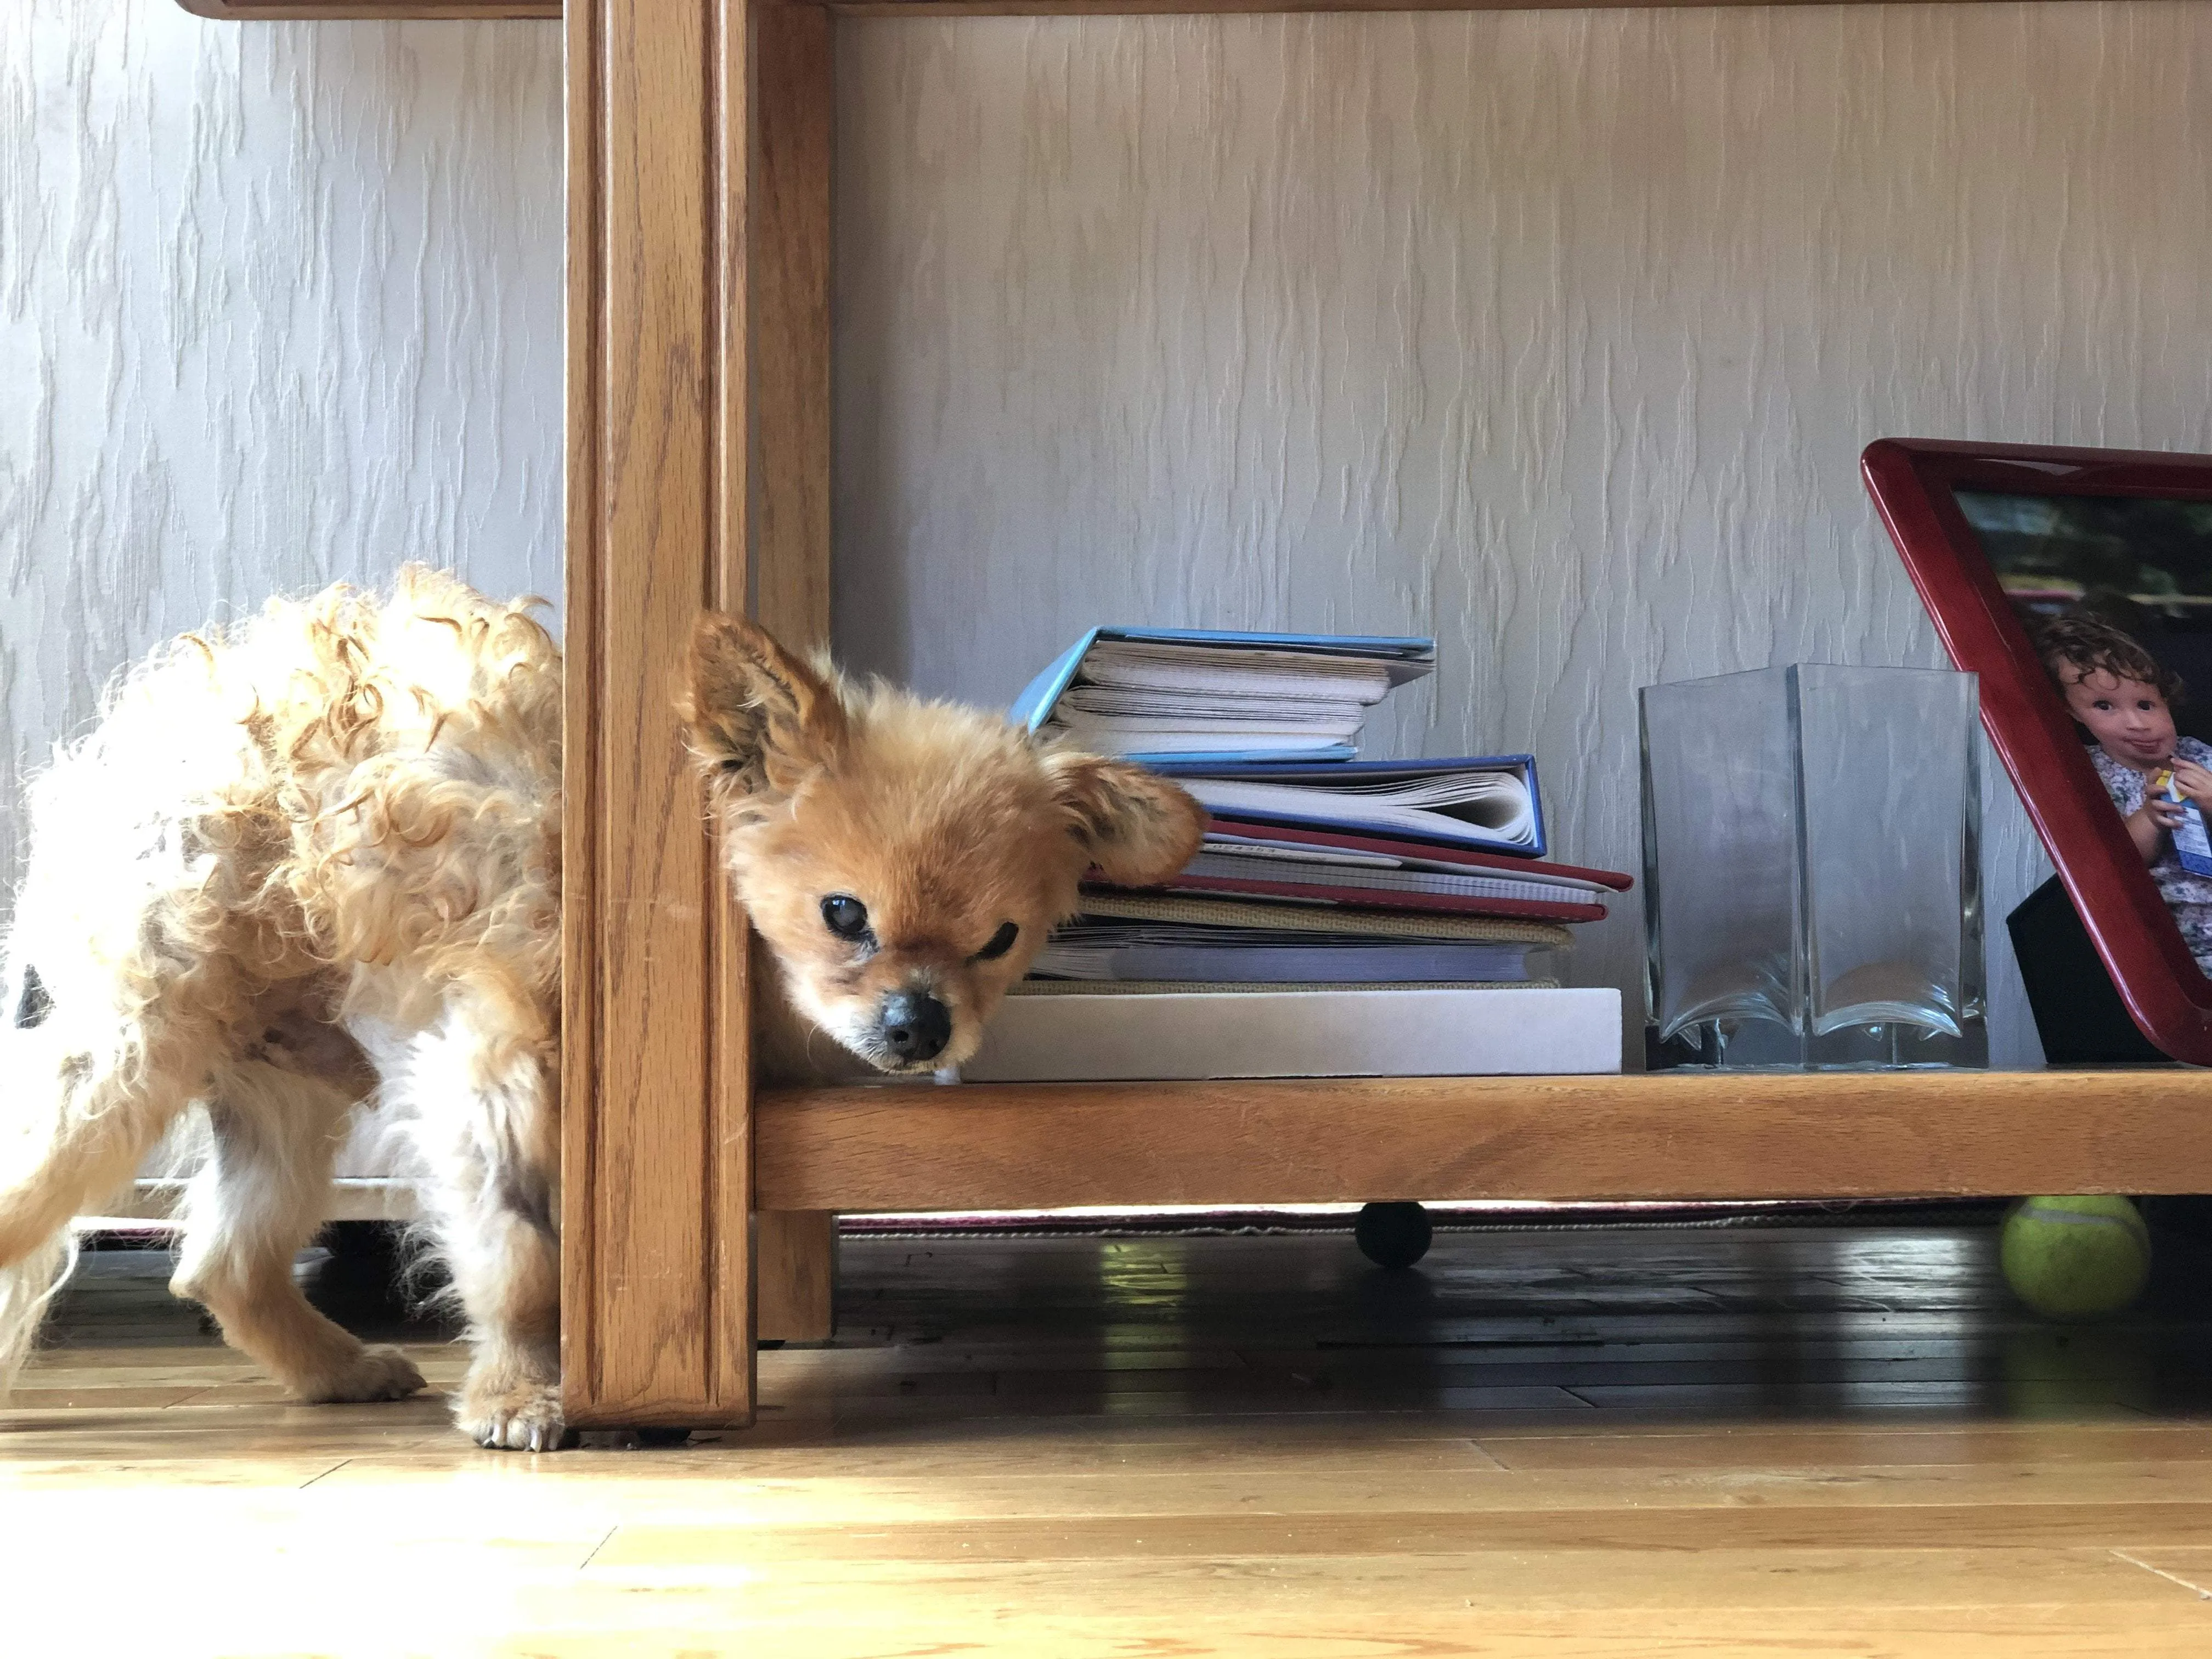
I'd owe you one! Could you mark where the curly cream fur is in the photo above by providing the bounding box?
[0,568,565,1447]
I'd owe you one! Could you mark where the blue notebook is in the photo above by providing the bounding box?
[1153,755,1548,860]
[1012,627,1436,765]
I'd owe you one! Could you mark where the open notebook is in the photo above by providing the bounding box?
[1154,757,1548,858]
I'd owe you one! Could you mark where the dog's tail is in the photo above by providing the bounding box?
[0,1231,75,1395]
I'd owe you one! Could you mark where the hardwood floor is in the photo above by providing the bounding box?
[9,1213,2212,1655]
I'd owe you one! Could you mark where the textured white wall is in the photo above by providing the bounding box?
[834,3,2212,1067]
[0,2,562,918]
[11,4,2207,1072]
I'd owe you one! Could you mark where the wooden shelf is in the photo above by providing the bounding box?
[758,1068,2212,1211]
[189,0,2178,1426]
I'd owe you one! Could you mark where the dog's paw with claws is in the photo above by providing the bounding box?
[460,1378,571,1452]
[301,1344,428,1404]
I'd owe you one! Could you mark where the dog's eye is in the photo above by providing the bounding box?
[821,894,870,941]
[972,921,1019,962]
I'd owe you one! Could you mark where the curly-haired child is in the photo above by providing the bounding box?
[2034,613,2212,972]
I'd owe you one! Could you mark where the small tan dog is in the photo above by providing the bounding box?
[0,570,1201,1447]
[687,613,1205,1080]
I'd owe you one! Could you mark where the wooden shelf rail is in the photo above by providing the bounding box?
[759,1069,2212,1212]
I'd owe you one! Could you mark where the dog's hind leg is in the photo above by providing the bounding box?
[168,1041,426,1404]
[0,1014,223,1391]
[397,994,562,1451]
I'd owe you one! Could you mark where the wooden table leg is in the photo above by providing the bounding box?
[561,0,830,1431]
[758,1211,838,1341]
[746,2,837,1359]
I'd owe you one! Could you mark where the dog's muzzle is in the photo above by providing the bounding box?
[874,989,952,1065]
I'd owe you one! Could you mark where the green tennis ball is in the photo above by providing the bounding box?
[2000,1195,2151,1319]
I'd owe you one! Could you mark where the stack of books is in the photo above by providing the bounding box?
[1015,627,1436,763]
[964,630,1629,1081]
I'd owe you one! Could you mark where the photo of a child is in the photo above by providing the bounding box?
[1950,487,2212,989]
[2033,613,2212,974]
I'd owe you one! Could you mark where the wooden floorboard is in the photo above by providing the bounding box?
[9,1218,2212,1654]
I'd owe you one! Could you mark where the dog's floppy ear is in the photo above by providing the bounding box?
[682,613,849,796]
[1045,752,1209,887]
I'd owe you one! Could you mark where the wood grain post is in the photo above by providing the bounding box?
[565,0,830,1430]
[751,1,835,650]
[757,1210,838,1341]
[748,0,840,1343]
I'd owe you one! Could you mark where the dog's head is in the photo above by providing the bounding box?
[682,615,1206,1074]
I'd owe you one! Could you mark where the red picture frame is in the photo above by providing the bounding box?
[1863,438,2212,1066]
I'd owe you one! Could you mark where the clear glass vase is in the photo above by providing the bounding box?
[1640,664,1985,1070]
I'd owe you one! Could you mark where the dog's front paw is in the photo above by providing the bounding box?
[301,1344,428,1404]
[458,1376,569,1452]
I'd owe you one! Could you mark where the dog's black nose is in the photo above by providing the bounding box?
[878,990,951,1064]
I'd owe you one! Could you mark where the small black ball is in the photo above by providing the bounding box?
[1355,1201,1433,1269]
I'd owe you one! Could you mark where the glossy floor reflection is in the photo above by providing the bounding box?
[768,1217,2212,1425]
[9,1215,2212,1655]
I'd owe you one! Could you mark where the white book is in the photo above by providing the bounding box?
[956,986,1621,1081]
[1078,641,1396,702]
[1059,686,1381,720]
[1049,713,1368,746]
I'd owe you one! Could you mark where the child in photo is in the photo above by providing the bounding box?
[2035,613,2212,971]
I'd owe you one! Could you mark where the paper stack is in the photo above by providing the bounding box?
[1012,628,1436,764]
[964,629,1629,1081]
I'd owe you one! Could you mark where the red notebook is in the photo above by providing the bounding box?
[1088,820,1631,922]
[1111,871,1609,923]
[1203,816,1635,891]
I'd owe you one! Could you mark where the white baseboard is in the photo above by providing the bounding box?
[82,1178,423,1229]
